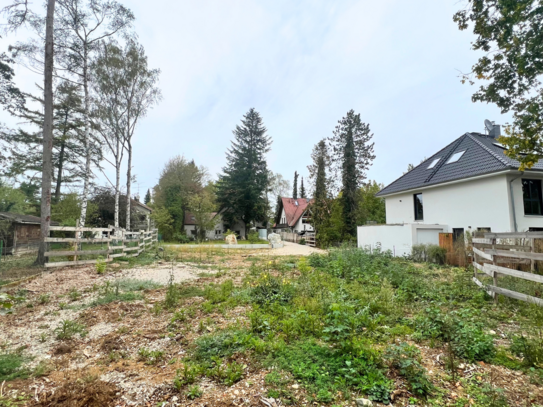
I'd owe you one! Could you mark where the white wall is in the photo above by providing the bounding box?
[293,216,314,233]
[357,224,413,257]
[357,223,447,257]
[509,172,543,232]
[385,174,511,234]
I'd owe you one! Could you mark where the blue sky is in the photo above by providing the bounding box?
[0,0,510,198]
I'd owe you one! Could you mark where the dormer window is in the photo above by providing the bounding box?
[446,150,466,164]
[427,158,440,169]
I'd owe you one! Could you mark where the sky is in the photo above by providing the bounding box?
[0,0,511,199]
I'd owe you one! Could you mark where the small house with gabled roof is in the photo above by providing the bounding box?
[273,197,314,233]
[358,123,543,256]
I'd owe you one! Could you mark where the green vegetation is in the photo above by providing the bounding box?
[0,351,28,381]
[170,247,543,405]
[88,280,149,307]
[54,319,87,340]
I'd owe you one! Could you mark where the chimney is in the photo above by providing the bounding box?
[489,124,501,139]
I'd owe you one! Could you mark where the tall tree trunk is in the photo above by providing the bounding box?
[78,46,91,229]
[114,139,121,228]
[54,139,65,203]
[36,0,56,266]
[125,139,132,231]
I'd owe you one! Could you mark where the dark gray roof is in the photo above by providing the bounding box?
[0,212,60,226]
[376,132,543,197]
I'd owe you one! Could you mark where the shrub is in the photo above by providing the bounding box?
[384,343,433,397]
[426,245,447,265]
[510,335,543,368]
[251,274,294,305]
[299,238,306,245]
[174,233,191,244]
[411,244,446,264]
[204,280,234,304]
[95,256,107,274]
[247,231,260,244]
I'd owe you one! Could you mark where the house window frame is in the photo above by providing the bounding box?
[414,193,424,221]
[522,179,543,216]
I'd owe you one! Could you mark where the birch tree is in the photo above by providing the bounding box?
[54,0,134,229]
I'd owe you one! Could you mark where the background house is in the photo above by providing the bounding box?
[131,200,153,231]
[0,212,60,255]
[358,123,543,256]
[273,197,314,234]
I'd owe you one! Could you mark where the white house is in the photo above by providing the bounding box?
[358,124,543,256]
[184,211,263,240]
[273,197,314,233]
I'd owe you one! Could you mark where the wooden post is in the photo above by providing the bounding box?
[74,219,79,263]
[531,237,535,273]
[492,237,498,303]
[107,229,111,262]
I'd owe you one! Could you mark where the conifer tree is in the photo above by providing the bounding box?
[300,177,306,199]
[216,108,271,235]
[329,110,375,237]
[144,189,151,205]
[308,139,330,234]
[292,171,298,199]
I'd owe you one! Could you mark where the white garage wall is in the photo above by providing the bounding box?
[357,224,413,257]
[385,173,511,233]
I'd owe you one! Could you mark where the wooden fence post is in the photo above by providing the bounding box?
[492,237,498,303]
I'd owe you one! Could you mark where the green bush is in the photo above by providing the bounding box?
[384,342,433,397]
[510,335,543,368]
[251,274,294,305]
[269,338,392,404]
[411,244,446,264]
[95,256,107,274]
[247,231,260,244]
[299,238,306,245]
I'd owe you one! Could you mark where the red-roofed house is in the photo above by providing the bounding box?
[273,197,314,233]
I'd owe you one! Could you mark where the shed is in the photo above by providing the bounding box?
[0,213,60,255]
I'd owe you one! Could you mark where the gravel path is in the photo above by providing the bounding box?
[269,241,326,256]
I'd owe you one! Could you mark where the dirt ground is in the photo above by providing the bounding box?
[267,241,325,256]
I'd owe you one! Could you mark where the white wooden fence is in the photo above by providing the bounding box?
[472,232,543,306]
[44,226,158,268]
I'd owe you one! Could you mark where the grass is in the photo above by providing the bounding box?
[0,351,28,381]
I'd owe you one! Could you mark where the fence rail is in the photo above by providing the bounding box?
[280,231,316,247]
[472,232,543,306]
[44,227,158,268]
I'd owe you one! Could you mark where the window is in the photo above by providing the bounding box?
[190,229,197,236]
[446,150,466,164]
[453,228,465,242]
[215,230,222,235]
[522,179,543,216]
[477,227,491,233]
[427,158,440,169]
[414,193,423,221]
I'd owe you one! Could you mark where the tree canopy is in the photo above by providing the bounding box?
[454,0,543,168]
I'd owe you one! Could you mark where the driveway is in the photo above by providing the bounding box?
[270,241,326,256]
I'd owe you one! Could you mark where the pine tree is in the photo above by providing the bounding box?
[292,171,298,199]
[300,177,306,199]
[216,108,272,235]
[144,189,151,205]
[329,110,375,237]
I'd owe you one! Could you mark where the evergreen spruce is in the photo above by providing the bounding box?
[329,110,375,237]
[216,108,271,235]
[292,171,298,199]
[308,139,330,237]
[300,177,306,199]
[144,189,152,205]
